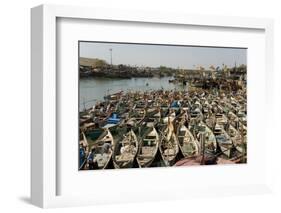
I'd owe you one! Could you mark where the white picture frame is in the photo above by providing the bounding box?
[31,4,274,208]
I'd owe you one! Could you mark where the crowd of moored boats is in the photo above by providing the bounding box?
[79,87,247,170]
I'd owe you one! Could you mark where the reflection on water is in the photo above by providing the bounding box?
[79,77,186,110]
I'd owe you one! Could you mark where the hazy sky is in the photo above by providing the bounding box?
[79,42,247,69]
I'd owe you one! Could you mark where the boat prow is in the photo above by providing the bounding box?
[113,129,139,169]
[137,127,160,168]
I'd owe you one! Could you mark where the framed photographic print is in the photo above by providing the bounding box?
[31,4,274,208]
[78,41,247,170]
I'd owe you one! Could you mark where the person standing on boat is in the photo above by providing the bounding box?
[88,147,98,169]
[101,143,112,154]
[87,149,94,169]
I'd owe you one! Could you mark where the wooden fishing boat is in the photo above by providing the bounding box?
[126,117,139,127]
[92,111,112,128]
[137,127,160,168]
[113,130,139,169]
[129,105,146,125]
[205,114,216,130]
[173,110,189,131]
[160,101,169,117]
[174,156,201,166]
[174,154,217,166]
[146,105,159,117]
[189,107,203,123]
[215,113,228,127]
[126,111,146,127]
[79,114,93,126]
[79,132,89,170]
[180,99,190,111]
[237,110,247,126]
[193,100,202,111]
[213,124,233,158]
[196,122,217,154]
[81,122,103,141]
[234,122,247,161]
[227,111,239,126]
[162,110,176,123]
[115,100,130,115]
[143,116,158,128]
[152,108,161,122]
[90,129,114,169]
[159,121,179,166]
[227,124,244,153]
[177,122,200,158]
[216,157,235,164]
[104,90,123,101]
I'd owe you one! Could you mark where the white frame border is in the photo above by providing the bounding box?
[31,4,274,208]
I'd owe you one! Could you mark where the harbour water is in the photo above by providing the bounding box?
[79,77,185,110]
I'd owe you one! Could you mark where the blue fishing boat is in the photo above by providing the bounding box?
[171,100,180,108]
[170,100,181,112]
[107,113,121,124]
